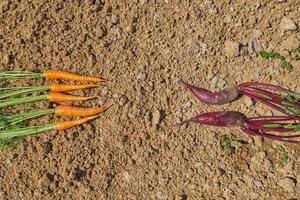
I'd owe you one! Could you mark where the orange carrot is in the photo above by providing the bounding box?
[56,115,99,131]
[44,70,102,82]
[0,115,100,142]
[49,83,98,92]
[48,92,94,102]
[54,105,104,117]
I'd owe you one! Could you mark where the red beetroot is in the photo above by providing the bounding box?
[181,80,239,105]
[178,111,246,127]
[178,111,300,143]
[181,81,300,118]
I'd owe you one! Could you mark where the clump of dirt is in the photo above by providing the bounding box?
[0,0,300,199]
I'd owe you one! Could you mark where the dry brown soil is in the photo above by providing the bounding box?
[0,0,300,199]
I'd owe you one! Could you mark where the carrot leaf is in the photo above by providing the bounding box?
[0,137,24,149]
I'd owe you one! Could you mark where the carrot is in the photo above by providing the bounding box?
[44,70,102,82]
[0,83,98,100]
[49,83,98,92]
[56,115,99,131]
[0,92,93,109]
[48,92,94,102]
[0,70,104,82]
[0,106,106,131]
[0,115,99,143]
[54,105,104,117]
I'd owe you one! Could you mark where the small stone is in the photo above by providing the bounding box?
[2,53,12,65]
[281,35,300,51]
[224,40,240,57]
[253,180,263,188]
[126,25,136,33]
[278,177,296,193]
[244,97,255,107]
[217,77,227,88]
[137,71,147,81]
[248,41,257,54]
[252,29,262,38]
[199,42,208,54]
[144,111,152,127]
[119,96,128,105]
[211,76,218,88]
[279,17,297,31]
[152,110,163,126]
[183,101,192,109]
[97,26,107,39]
[111,15,119,25]
[263,159,272,171]
[206,71,215,81]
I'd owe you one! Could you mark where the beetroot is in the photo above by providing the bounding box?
[178,111,246,127]
[181,81,300,118]
[181,80,239,105]
[179,111,300,143]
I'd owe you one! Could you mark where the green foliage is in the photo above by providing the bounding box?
[0,137,23,149]
[284,106,300,116]
[279,60,293,71]
[259,51,285,60]
[222,134,242,153]
[275,145,289,164]
[258,47,300,71]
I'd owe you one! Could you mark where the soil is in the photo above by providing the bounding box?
[0,0,300,199]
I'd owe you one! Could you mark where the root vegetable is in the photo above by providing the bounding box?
[178,111,300,143]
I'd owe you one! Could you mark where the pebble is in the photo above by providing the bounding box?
[97,26,107,39]
[263,159,272,171]
[224,40,240,57]
[182,101,192,109]
[111,15,119,25]
[211,76,227,89]
[278,177,296,193]
[2,53,12,65]
[279,17,297,31]
[137,71,147,81]
[281,35,300,51]
[144,111,152,127]
[248,41,257,54]
[252,29,262,38]
[152,110,162,126]
[217,77,227,88]
[119,96,128,106]
[244,97,255,107]
[199,42,208,54]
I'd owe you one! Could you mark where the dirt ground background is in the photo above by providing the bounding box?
[0,0,300,199]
